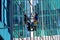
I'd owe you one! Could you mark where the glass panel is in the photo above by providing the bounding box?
[6,0,60,39]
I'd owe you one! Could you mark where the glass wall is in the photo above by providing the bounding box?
[6,0,60,38]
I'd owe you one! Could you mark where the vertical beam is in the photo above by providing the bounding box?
[2,0,5,24]
[1,0,3,23]
[1,0,7,25]
[0,0,1,21]
[41,0,44,36]
[30,0,34,40]
[9,0,14,40]
[30,31,34,40]
[5,0,7,25]
[30,0,33,15]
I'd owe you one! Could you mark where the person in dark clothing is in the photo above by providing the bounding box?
[34,13,38,20]
[24,14,28,24]
[24,14,31,31]
[34,13,38,25]
[33,13,38,31]
[27,21,30,27]
[27,21,31,31]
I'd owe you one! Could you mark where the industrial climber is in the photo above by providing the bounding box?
[27,21,30,31]
[24,13,38,31]
[24,14,28,24]
[24,14,31,31]
[32,13,38,30]
[34,13,38,25]
[31,14,35,27]
[30,13,38,31]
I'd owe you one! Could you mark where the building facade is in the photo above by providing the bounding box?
[1,0,60,40]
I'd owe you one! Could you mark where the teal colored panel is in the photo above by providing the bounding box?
[0,29,10,40]
[13,30,23,38]
[50,0,60,10]
[0,22,4,28]
[44,29,58,36]
[57,29,60,35]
